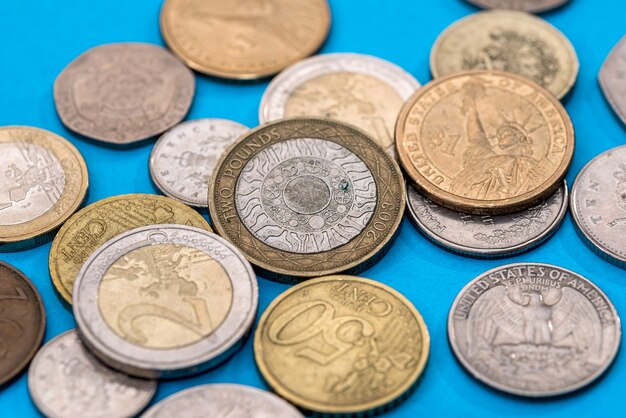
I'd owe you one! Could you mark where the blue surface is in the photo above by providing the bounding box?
[0,0,625,417]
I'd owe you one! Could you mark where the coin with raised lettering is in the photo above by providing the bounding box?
[209,118,405,280]
[54,43,194,145]
[599,36,626,126]
[0,126,88,251]
[464,0,570,13]
[259,53,420,158]
[449,263,620,397]
[29,329,157,418]
[430,10,578,99]
[74,225,258,378]
[396,70,574,215]
[160,0,331,79]
[150,119,249,207]
[49,194,211,305]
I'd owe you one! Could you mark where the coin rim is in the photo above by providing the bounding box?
[464,0,570,13]
[598,35,626,126]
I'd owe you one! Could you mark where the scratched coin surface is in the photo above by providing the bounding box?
[396,71,574,215]
[150,119,249,207]
[407,181,567,256]
[54,43,194,144]
[448,263,621,397]
[73,225,258,378]
[430,10,578,99]
[28,329,156,418]
[259,53,420,158]
[464,0,569,13]
[141,384,303,418]
[254,275,429,415]
[209,118,405,280]
[599,36,626,126]
[0,262,45,385]
[0,126,88,251]
[160,0,331,79]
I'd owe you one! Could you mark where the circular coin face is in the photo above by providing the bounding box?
[0,126,88,251]
[150,119,249,207]
[430,10,578,99]
[599,36,626,126]
[448,263,621,397]
[254,275,429,415]
[160,0,331,79]
[209,118,405,280]
[465,0,569,13]
[29,329,157,418]
[259,53,420,159]
[54,43,195,145]
[0,262,45,385]
[396,70,574,215]
[73,225,258,378]
[49,194,211,305]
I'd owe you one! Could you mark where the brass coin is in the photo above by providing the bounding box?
[0,126,88,251]
[430,10,578,99]
[49,194,211,305]
[160,0,331,79]
[209,118,405,280]
[254,275,429,415]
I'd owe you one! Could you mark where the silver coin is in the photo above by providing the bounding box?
[141,384,304,418]
[149,119,249,207]
[28,329,156,418]
[259,53,420,159]
[465,0,569,12]
[73,225,258,379]
[571,145,626,268]
[599,36,626,126]
[448,263,621,397]
[407,181,567,257]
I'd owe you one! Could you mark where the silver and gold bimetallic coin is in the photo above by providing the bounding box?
[599,36,626,126]
[73,225,257,379]
[209,118,405,280]
[259,53,420,158]
[464,0,570,13]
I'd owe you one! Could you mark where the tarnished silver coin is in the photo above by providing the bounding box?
[73,225,258,378]
[464,0,569,13]
[141,384,304,418]
[149,119,249,207]
[449,263,620,397]
[28,329,156,418]
[407,181,567,257]
[599,36,626,126]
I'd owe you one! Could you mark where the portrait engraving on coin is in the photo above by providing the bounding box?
[599,36,626,125]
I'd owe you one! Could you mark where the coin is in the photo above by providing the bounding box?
[464,0,569,13]
[254,275,429,415]
[54,43,194,145]
[599,36,626,126]
[28,329,157,418]
[73,225,258,378]
[49,194,211,305]
[448,263,620,397]
[430,10,578,99]
[209,118,405,280]
[150,119,249,208]
[0,262,45,385]
[259,53,420,158]
[406,181,567,257]
[141,384,303,418]
[396,70,574,215]
[160,0,331,79]
[0,126,88,251]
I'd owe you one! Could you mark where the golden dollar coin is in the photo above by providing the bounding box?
[49,194,211,304]
[254,275,429,415]
[160,0,331,79]
[396,70,574,215]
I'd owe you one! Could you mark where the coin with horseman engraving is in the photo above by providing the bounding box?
[54,43,194,145]
[209,118,405,280]
[141,384,303,418]
[28,329,156,418]
[150,119,249,207]
[259,53,421,159]
[73,225,257,378]
[449,263,620,397]
[49,194,211,305]
[396,70,574,215]
[430,10,578,99]
[599,36,626,126]
[160,0,331,79]
[407,181,567,257]
[254,275,429,415]
[0,126,88,251]
[464,0,569,13]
